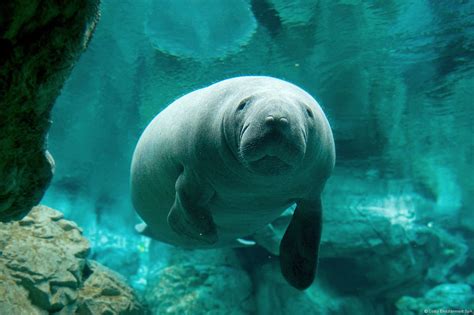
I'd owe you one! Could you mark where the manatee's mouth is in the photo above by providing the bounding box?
[238,127,306,175]
[247,155,292,175]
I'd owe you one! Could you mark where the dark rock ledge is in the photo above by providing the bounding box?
[0,0,100,220]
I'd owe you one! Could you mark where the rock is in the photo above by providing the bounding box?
[252,168,468,297]
[261,169,430,257]
[162,246,244,269]
[0,205,146,314]
[424,284,473,308]
[142,241,254,314]
[145,262,255,314]
[74,261,145,315]
[423,227,468,283]
[467,273,474,287]
[396,283,474,315]
[0,272,47,315]
[0,0,100,221]
[254,262,379,315]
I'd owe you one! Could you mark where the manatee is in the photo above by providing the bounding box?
[130,76,335,289]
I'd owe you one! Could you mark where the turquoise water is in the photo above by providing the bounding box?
[42,0,474,313]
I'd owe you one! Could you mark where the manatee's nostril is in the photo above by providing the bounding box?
[265,115,288,126]
[265,116,275,124]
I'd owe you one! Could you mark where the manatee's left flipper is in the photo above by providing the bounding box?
[135,222,150,236]
[252,223,281,256]
[135,222,156,239]
[135,223,163,241]
[280,198,322,290]
[234,238,256,247]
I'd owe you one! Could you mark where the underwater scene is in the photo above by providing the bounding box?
[0,0,473,314]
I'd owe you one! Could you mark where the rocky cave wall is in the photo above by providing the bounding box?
[0,1,101,221]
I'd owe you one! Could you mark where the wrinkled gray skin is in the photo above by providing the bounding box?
[130,76,335,289]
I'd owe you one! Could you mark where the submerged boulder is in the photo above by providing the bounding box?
[253,168,468,297]
[0,205,145,314]
[0,0,100,221]
[145,247,255,314]
[396,283,474,314]
[254,262,378,315]
[73,261,145,315]
[253,169,425,256]
[145,263,255,315]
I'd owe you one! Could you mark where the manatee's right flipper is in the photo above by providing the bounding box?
[167,169,217,245]
[280,198,322,290]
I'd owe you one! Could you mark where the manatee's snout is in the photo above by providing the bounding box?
[262,112,291,145]
[261,104,294,140]
[239,104,307,175]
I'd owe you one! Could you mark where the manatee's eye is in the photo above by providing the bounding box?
[305,107,314,118]
[237,98,250,111]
